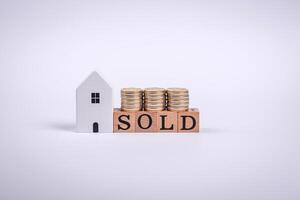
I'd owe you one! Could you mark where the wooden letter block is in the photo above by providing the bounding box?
[157,111,177,132]
[135,111,158,132]
[113,108,136,133]
[177,108,200,133]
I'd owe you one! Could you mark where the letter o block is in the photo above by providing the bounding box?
[178,108,200,133]
[135,111,158,132]
[113,108,136,133]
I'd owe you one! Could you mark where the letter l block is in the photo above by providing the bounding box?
[157,111,177,132]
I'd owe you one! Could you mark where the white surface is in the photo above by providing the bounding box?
[0,0,299,200]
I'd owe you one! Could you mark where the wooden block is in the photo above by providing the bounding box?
[157,111,177,132]
[113,108,136,133]
[135,111,158,132]
[177,108,200,133]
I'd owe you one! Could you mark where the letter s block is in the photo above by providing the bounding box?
[177,108,200,133]
[135,111,158,132]
[113,108,136,133]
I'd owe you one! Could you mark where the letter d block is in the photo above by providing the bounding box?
[136,111,158,132]
[113,108,136,133]
[157,111,177,132]
[178,108,200,133]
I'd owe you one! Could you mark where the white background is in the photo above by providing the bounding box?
[0,0,299,199]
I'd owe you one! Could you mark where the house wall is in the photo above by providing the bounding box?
[76,85,113,133]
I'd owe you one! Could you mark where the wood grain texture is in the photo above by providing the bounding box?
[113,108,136,133]
[113,108,200,133]
[157,111,177,132]
[177,108,200,133]
[135,111,158,132]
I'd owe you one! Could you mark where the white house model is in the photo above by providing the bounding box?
[76,71,113,133]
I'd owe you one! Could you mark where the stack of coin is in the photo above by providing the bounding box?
[167,88,189,111]
[121,88,143,111]
[144,87,166,111]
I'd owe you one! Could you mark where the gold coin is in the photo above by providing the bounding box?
[144,87,166,110]
[121,104,142,107]
[122,100,142,103]
[145,97,165,101]
[122,101,142,104]
[168,104,189,108]
[121,108,142,112]
[144,87,165,92]
[121,93,143,97]
[121,106,142,110]
[168,97,189,101]
[145,103,165,106]
[145,108,165,111]
[121,103,142,106]
[168,107,189,111]
[167,87,188,92]
[145,92,165,95]
[121,98,143,102]
[168,103,189,106]
[145,104,165,108]
[121,94,143,97]
[121,106,142,109]
[121,96,143,100]
[121,104,142,106]
[168,94,189,97]
[121,104,141,107]
[144,97,165,101]
[144,105,165,108]
[168,100,189,104]
[145,101,164,104]
[144,94,165,97]
[168,97,189,100]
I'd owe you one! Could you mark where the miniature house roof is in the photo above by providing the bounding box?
[77,71,112,91]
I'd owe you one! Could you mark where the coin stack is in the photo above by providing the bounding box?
[167,88,189,111]
[121,88,143,111]
[144,87,166,111]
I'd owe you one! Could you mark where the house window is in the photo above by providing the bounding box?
[91,93,100,103]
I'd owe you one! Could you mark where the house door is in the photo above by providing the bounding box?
[93,122,99,133]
